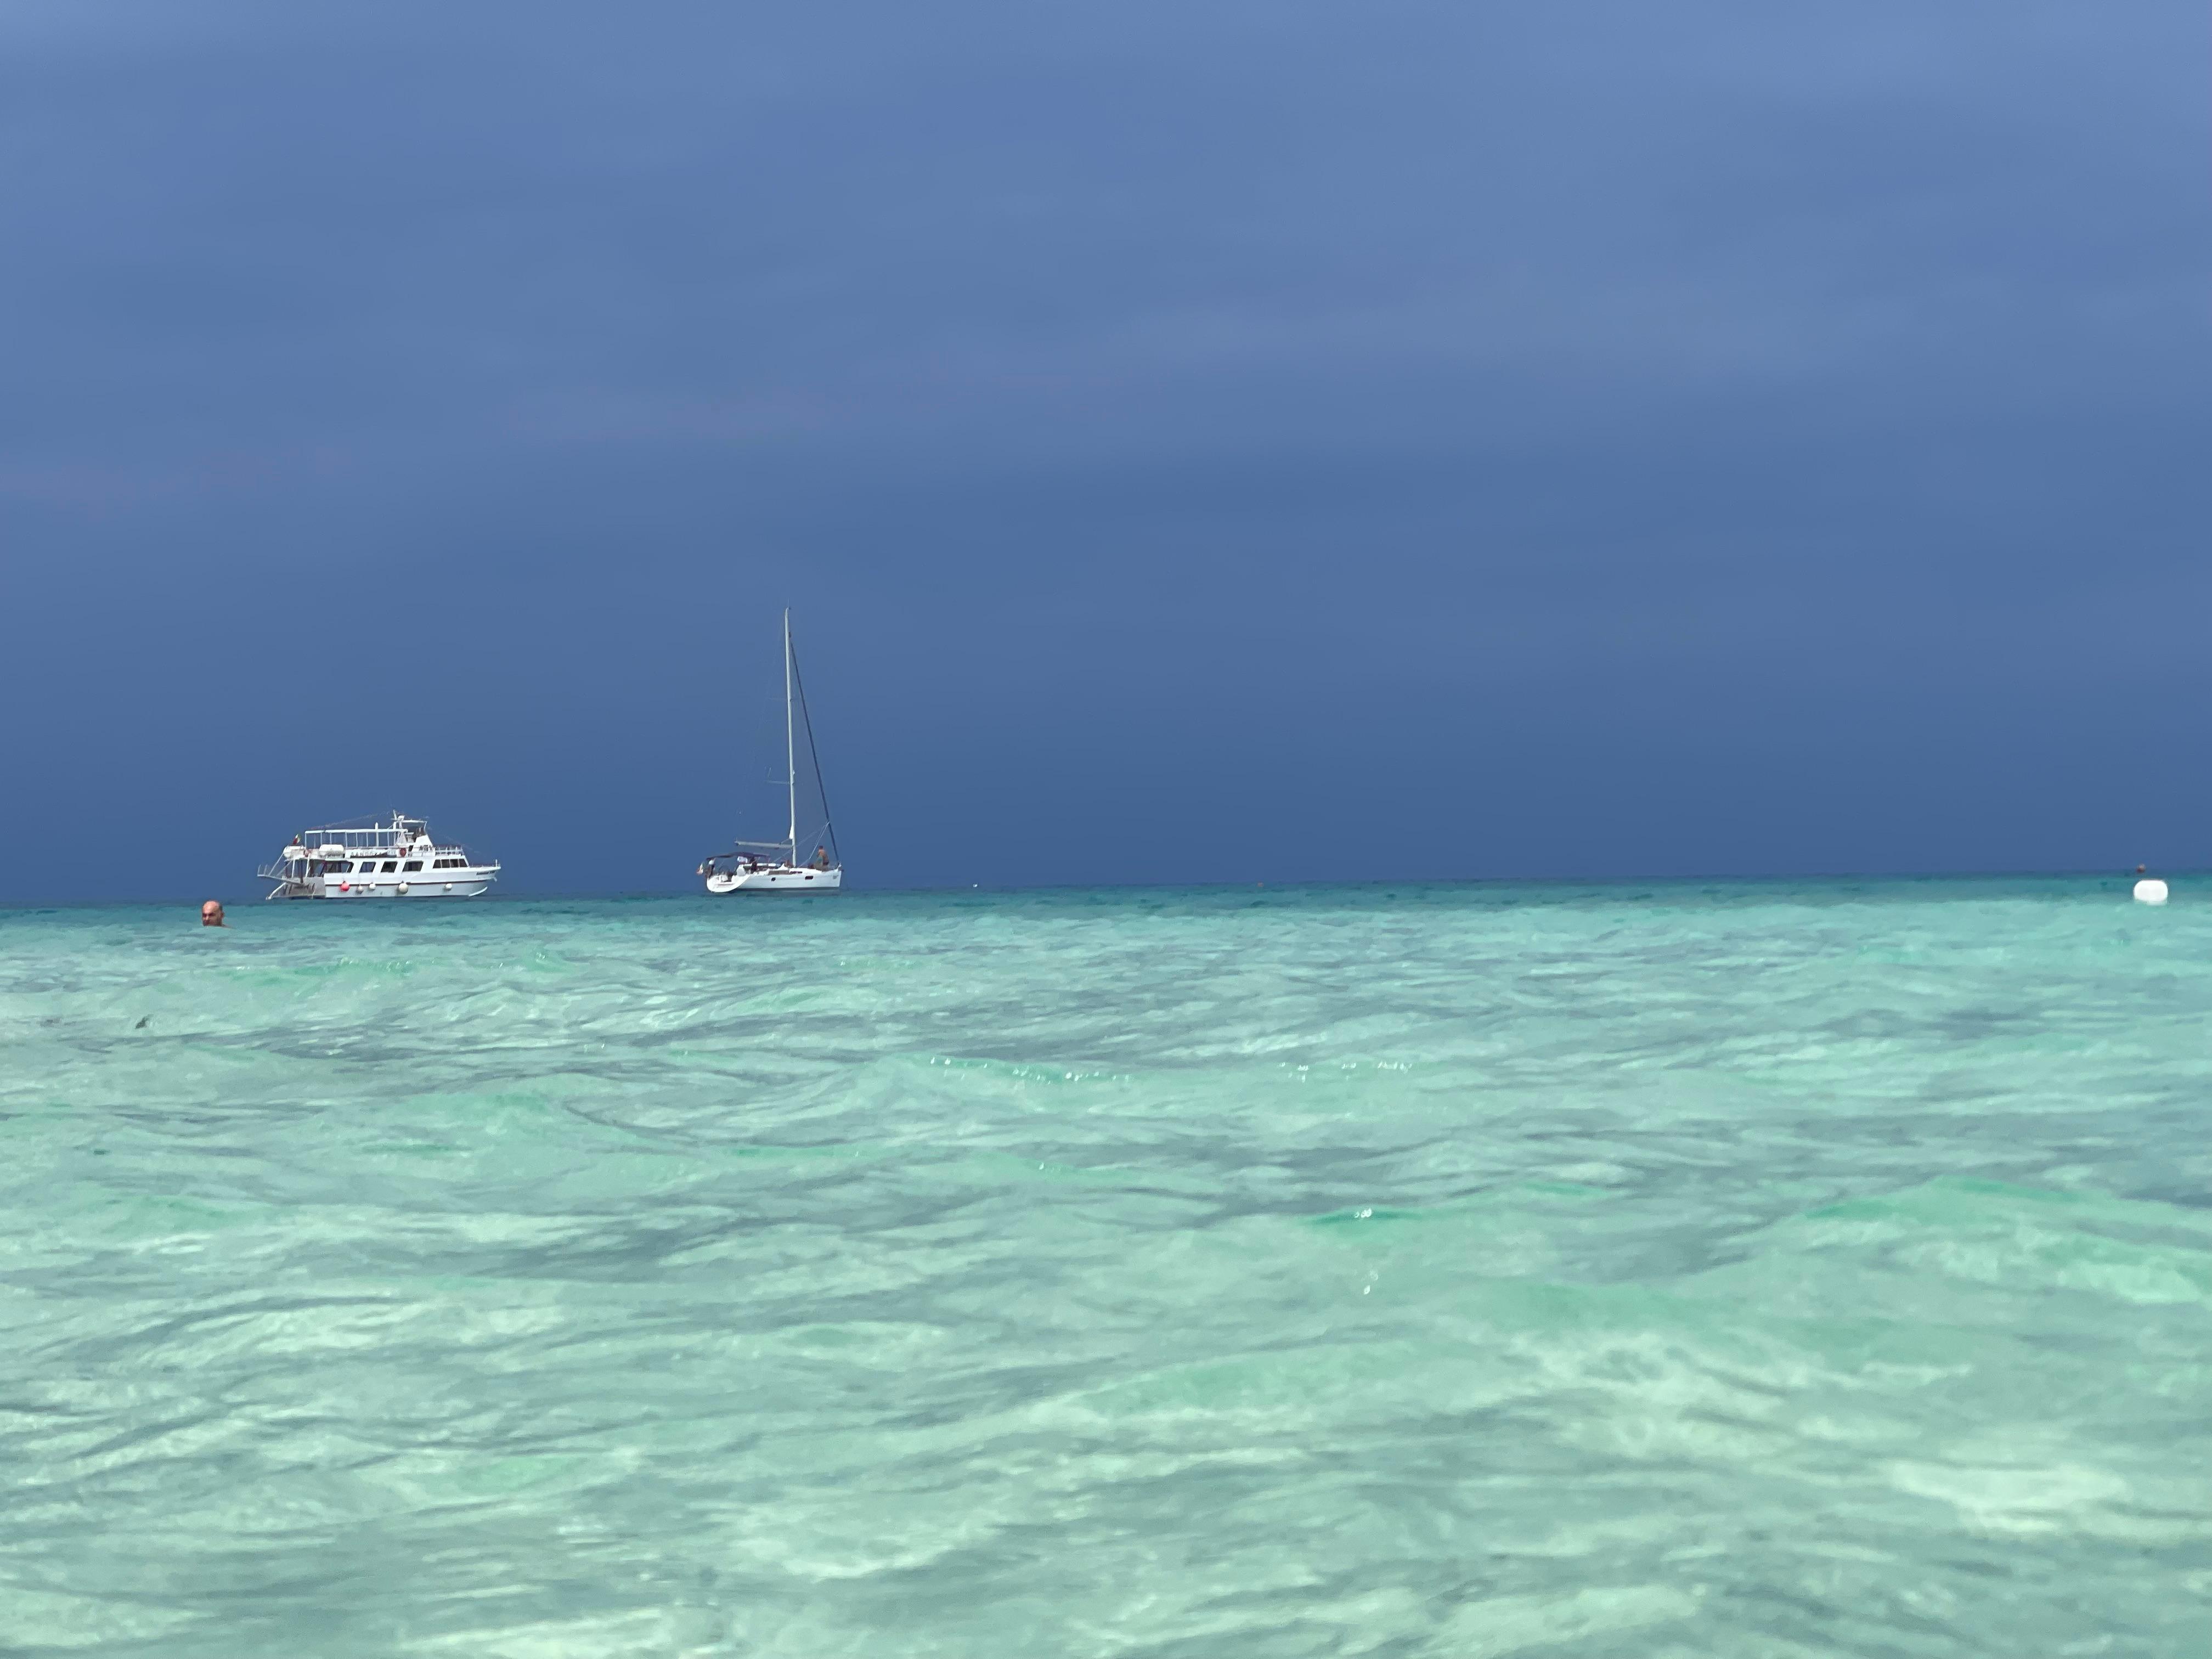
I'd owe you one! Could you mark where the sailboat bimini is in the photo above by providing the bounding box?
[698,610,843,894]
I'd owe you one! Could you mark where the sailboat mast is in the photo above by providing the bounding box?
[783,608,797,862]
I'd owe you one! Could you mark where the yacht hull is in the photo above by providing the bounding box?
[267,876,495,899]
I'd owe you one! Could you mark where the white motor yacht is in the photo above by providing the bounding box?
[700,610,844,894]
[259,812,500,899]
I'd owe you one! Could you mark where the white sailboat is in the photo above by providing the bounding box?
[699,610,843,894]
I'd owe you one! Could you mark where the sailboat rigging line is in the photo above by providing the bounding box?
[786,623,839,865]
[783,610,797,860]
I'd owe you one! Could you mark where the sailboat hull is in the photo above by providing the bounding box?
[705,867,843,894]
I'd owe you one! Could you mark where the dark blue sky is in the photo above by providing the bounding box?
[3,2,2207,900]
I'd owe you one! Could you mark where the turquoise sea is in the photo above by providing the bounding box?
[3,880,2208,1656]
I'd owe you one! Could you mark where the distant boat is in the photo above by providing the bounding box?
[699,610,843,894]
[259,812,500,899]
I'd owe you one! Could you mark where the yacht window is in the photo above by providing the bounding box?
[328,861,352,874]
[382,861,398,873]
[402,860,423,873]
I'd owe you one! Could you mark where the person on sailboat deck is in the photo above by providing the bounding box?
[812,846,830,870]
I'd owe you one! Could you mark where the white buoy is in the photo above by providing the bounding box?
[2134,878,2169,905]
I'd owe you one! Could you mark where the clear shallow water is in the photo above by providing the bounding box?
[3,879,2208,1657]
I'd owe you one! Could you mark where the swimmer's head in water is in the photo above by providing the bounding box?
[201,900,225,927]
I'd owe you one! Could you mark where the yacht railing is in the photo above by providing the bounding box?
[263,847,495,872]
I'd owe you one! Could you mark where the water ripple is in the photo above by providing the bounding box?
[1,882,2206,1655]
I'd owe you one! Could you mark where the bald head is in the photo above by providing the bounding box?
[200,900,225,927]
